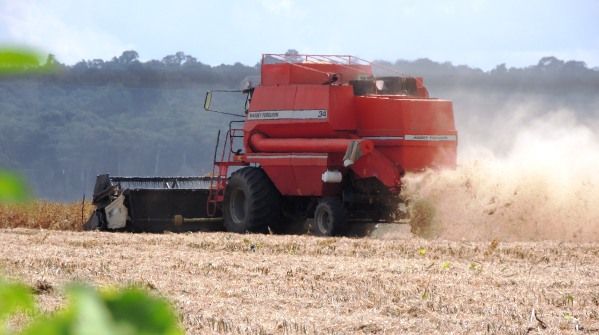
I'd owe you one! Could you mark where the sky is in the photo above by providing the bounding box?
[0,0,597,70]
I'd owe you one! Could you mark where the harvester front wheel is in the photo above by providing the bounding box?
[313,197,347,236]
[223,167,281,233]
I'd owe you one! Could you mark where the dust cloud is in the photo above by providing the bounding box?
[403,109,599,241]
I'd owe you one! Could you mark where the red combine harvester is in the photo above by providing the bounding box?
[86,54,457,236]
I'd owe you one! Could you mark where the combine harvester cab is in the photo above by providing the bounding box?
[87,54,457,236]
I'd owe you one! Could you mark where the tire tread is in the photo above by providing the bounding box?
[223,167,281,233]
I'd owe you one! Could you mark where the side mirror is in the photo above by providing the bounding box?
[203,91,213,111]
[201,90,245,117]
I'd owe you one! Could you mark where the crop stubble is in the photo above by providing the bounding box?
[1,228,598,334]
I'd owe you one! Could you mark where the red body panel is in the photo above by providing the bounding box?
[355,96,457,170]
[246,85,357,139]
[261,63,372,85]
[239,54,457,196]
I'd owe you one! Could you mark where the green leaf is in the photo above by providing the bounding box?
[19,284,183,335]
[102,288,183,335]
[19,314,72,335]
[21,285,122,335]
[70,286,119,335]
[0,280,34,320]
[0,48,39,67]
[0,170,32,203]
[0,47,46,75]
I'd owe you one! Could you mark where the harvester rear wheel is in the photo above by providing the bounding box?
[223,167,281,233]
[313,197,347,236]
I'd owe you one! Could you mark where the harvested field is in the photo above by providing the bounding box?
[1,228,599,334]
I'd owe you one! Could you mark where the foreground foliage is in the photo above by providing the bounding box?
[0,278,183,335]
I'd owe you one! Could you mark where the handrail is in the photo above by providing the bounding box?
[261,53,403,76]
[262,54,370,65]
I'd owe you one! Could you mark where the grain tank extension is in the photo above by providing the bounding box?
[86,54,457,236]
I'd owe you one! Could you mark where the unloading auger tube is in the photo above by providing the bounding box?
[85,53,457,236]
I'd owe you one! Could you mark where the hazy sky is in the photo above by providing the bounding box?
[0,0,597,70]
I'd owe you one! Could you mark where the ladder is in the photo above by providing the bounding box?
[207,126,247,217]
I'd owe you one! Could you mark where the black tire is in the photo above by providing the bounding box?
[223,167,281,233]
[313,197,347,236]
